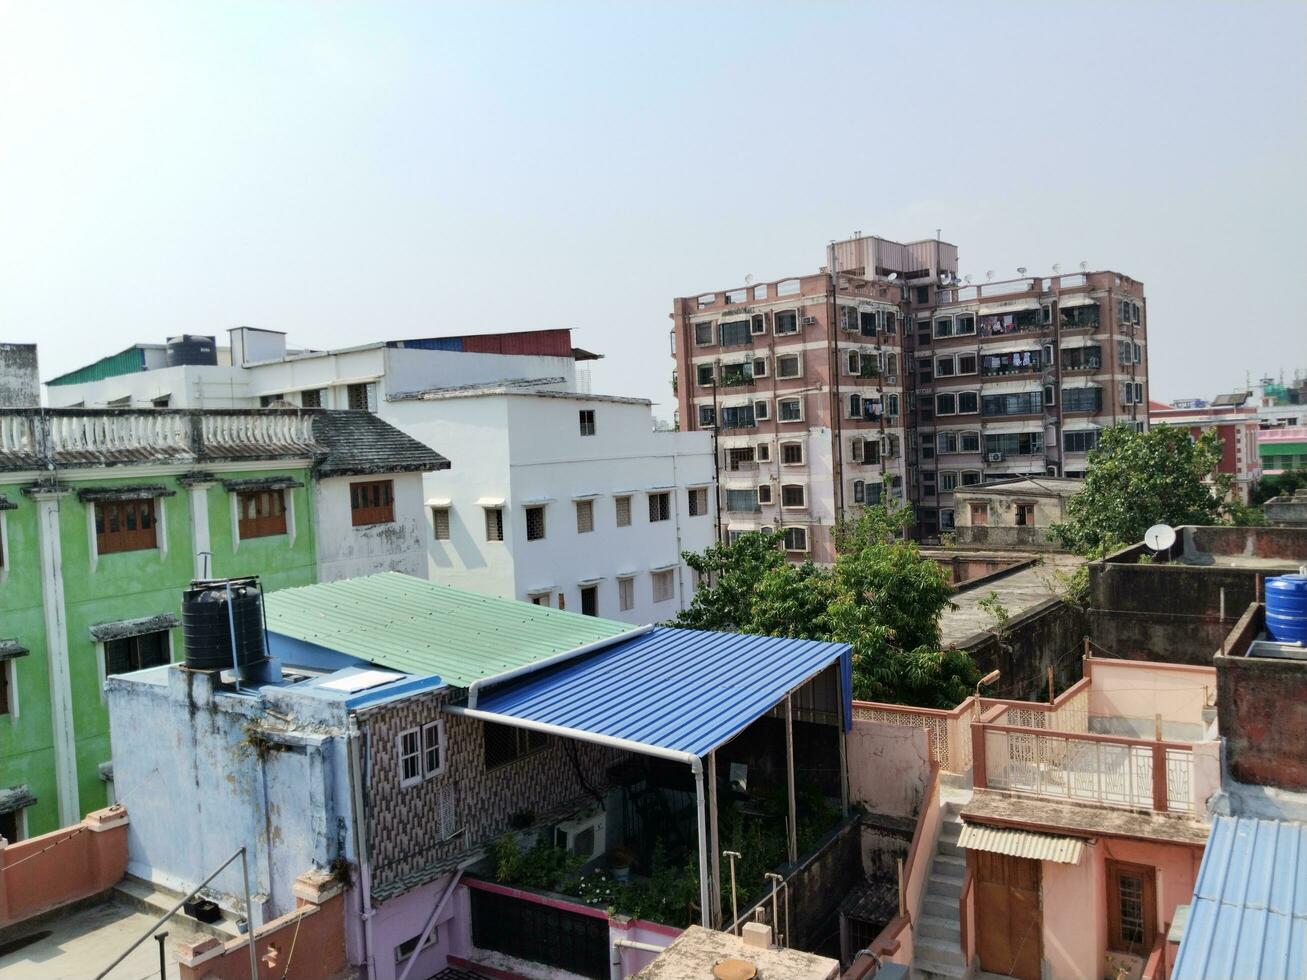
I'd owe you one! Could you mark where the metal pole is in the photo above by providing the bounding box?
[723,851,741,934]
[693,763,711,928]
[766,872,783,947]
[225,580,242,693]
[154,931,168,980]
[707,750,720,928]
[241,846,258,980]
[785,694,798,864]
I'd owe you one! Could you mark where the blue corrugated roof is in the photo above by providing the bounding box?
[474,627,851,758]
[1172,815,1307,980]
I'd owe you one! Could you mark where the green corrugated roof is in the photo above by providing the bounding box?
[47,346,148,386]
[263,572,632,688]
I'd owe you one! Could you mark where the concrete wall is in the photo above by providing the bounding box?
[953,597,1088,701]
[847,720,930,820]
[1216,651,1307,791]
[313,472,429,581]
[1086,659,1216,735]
[0,344,39,408]
[0,805,127,927]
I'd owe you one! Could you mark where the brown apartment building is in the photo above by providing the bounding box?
[671,233,1148,555]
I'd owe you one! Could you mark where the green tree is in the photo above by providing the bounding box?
[1253,470,1307,506]
[673,505,976,708]
[1049,424,1231,553]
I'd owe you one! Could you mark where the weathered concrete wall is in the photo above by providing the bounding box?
[953,597,1088,701]
[1264,491,1307,528]
[954,525,1058,551]
[1216,651,1307,791]
[929,553,1031,586]
[847,721,929,820]
[0,344,39,408]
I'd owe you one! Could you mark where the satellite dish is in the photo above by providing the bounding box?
[887,272,898,281]
[1144,524,1176,552]
[1079,260,1088,271]
[744,273,753,285]
[1017,266,1028,275]
[1052,263,1061,274]
[964,274,973,284]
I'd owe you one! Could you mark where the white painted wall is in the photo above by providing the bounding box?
[314,472,429,582]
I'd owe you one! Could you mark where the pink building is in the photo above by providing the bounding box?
[671,234,1148,548]
[1148,400,1262,503]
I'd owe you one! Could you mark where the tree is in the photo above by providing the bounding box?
[672,505,977,708]
[1253,470,1307,506]
[1049,424,1230,554]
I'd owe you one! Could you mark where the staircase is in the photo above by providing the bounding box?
[913,804,967,980]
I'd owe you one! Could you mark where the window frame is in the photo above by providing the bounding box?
[777,397,803,422]
[651,569,674,604]
[618,576,635,612]
[687,486,709,517]
[615,495,632,527]
[578,409,596,437]
[95,498,159,555]
[484,507,505,542]
[780,483,806,509]
[648,492,671,523]
[575,498,594,534]
[525,505,547,541]
[350,480,395,527]
[421,719,447,779]
[432,507,451,540]
[780,442,804,466]
[782,526,808,552]
[236,489,288,540]
[775,354,802,379]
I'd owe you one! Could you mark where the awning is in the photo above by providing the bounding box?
[1057,293,1100,308]
[89,613,181,643]
[77,484,177,502]
[958,823,1085,865]
[0,785,37,815]
[475,497,506,508]
[468,627,853,758]
[0,639,29,661]
[220,476,305,492]
[425,497,452,508]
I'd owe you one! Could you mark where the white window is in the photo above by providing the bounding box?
[938,431,958,453]
[781,484,806,508]
[936,393,957,415]
[696,363,715,386]
[648,492,671,522]
[652,570,674,603]
[753,399,770,421]
[757,485,773,505]
[575,499,594,533]
[398,728,423,788]
[484,508,504,542]
[776,354,801,379]
[529,592,551,607]
[578,410,596,436]
[886,393,899,417]
[940,471,958,492]
[618,576,635,612]
[781,442,804,465]
[934,316,954,338]
[422,720,446,778]
[956,314,976,336]
[778,398,803,422]
[848,393,862,418]
[756,443,771,463]
[432,507,450,540]
[846,350,859,375]
[774,309,799,333]
[615,495,631,527]
[782,526,808,552]
[957,392,979,414]
[688,487,709,517]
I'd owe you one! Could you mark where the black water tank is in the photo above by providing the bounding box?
[166,334,218,367]
[182,578,267,671]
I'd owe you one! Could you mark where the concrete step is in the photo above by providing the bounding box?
[938,838,963,858]
[914,959,968,980]
[934,853,966,874]
[917,914,961,943]
[114,875,242,942]
[922,895,958,920]
[914,937,965,968]
[926,873,962,900]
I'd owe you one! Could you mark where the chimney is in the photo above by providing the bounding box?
[0,343,39,407]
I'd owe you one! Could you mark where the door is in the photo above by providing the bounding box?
[1108,861,1157,956]
[975,851,1042,980]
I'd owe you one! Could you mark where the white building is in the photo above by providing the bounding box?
[46,327,715,623]
[388,379,715,622]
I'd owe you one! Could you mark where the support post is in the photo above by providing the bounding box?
[693,763,711,927]
[708,750,721,929]
[785,695,798,865]
[241,847,258,980]
[838,720,850,816]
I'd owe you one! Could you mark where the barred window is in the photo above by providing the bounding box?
[575,499,594,534]
[526,506,546,541]
[648,492,671,522]
[652,570,674,603]
[485,508,504,541]
[615,495,631,527]
[687,487,708,517]
[432,507,450,540]
[484,721,549,770]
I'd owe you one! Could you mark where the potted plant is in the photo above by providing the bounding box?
[607,846,637,882]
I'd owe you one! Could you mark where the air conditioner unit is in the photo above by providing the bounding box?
[988,452,1005,463]
[555,811,606,862]
[803,316,818,326]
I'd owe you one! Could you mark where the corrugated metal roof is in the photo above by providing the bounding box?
[46,346,147,386]
[475,628,851,758]
[263,572,632,688]
[1172,815,1307,980]
[958,823,1086,864]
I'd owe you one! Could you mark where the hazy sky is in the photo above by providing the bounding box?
[3,1,1305,414]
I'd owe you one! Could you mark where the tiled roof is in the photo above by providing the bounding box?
[309,412,449,477]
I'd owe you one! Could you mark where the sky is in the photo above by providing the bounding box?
[2,1,1305,415]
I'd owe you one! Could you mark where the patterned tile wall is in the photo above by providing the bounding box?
[356,691,621,902]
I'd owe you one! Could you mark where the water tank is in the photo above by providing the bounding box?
[166,334,218,367]
[1265,573,1307,645]
[182,578,267,671]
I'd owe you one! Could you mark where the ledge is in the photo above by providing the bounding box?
[0,639,29,660]
[89,613,180,642]
[0,493,16,511]
[76,484,177,502]
[219,476,305,492]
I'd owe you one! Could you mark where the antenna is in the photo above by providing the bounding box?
[887,272,898,281]
[1017,266,1027,275]
[1144,524,1176,553]
[1079,260,1088,271]
[1052,263,1061,274]
[744,274,753,285]
[985,270,995,281]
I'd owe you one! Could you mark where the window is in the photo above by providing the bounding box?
[776,355,801,379]
[484,722,549,770]
[1062,387,1103,412]
[986,432,1043,457]
[347,382,372,411]
[940,508,955,530]
[694,322,714,346]
[720,404,755,429]
[960,431,981,453]
[1044,385,1056,407]
[1016,503,1036,526]
[300,388,323,408]
[750,314,767,335]
[781,484,806,508]
[860,310,877,337]
[696,363,715,387]
[917,357,933,383]
[432,507,450,540]
[529,593,550,607]
[526,506,546,540]
[1108,861,1156,954]
[839,306,858,332]
[421,720,446,778]
[726,488,759,512]
[782,526,808,552]
[961,470,981,487]
[652,570,674,603]
[580,585,598,616]
[886,394,900,417]
[756,442,771,462]
[350,480,394,526]
[259,394,283,407]
[753,400,770,421]
[236,490,286,539]
[688,487,708,517]
[1060,304,1100,328]
[104,630,170,677]
[1063,430,1099,453]
[938,431,958,454]
[847,350,860,374]
[852,479,865,503]
[395,930,438,965]
[485,508,504,541]
[935,356,956,378]
[915,286,929,304]
[936,393,956,415]
[1133,342,1142,364]
[95,499,158,554]
[982,392,1043,416]
[940,471,958,492]
[698,404,716,427]
[921,433,935,460]
[720,320,751,346]
[922,472,936,497]
[0,659,10,717]
[955,314,976,335]
[1061,346,1102,370]
[578,410,596,436]
[720,362,752,386]
[957,392,979,414]
[781,442,804,465]
[778,398,802,421]
[969,503,989,526]
[982,350,1042,376]
[774,311,798,334]
[398,728,423,788]
[648,492,671,522]
[752,357,768,378]
[756,485,773,505]
[934,316,954,338]
[848,394,862,418]
[618,576,635,612]
[151,395,171,408]
[575,499,594,533]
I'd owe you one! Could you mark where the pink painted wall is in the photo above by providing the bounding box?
[0,805,127,927]
[368,872,460,980]
[847,719,931,819]
[1086,659,1216,729]
[178,891,348,980]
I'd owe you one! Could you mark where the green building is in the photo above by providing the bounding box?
[0,407,447,838]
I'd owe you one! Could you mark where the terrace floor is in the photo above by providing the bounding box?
[940,553,1085,645]
[961,789,1210,846]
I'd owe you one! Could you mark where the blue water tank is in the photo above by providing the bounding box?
[1265,574,1307,645]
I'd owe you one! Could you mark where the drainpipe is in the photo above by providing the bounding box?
[346,721,376,978]
[610,938,667,980]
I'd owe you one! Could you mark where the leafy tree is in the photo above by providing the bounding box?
[1253,470,1307,506]
[672,504,977,708]
[1049,424,1230,553]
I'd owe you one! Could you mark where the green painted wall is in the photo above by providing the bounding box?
[2,468,319,835]
[0,483,60,836]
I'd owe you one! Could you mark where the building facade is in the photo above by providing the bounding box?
[672,233,1148,549]
[1148,401,1262,503]
[950,476,1082,550]
[0,407,446,839]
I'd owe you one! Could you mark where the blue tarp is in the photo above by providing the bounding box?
[474,626,852,759]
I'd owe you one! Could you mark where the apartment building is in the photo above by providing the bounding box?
[672,233,1148,547]
[1148,400,1262,503]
